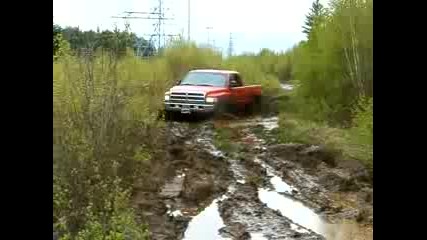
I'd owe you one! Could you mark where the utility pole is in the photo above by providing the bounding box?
[158,0,162,50]
[227,33,234,57]
[187,0,191,41]
[111,0,179,57]
[206,26,213,46]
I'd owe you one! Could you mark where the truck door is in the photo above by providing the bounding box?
[229,73,246,108]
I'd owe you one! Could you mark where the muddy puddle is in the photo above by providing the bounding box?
[281,83,294,90]
[258,188,326,235]
[226,116,279,131]
[254,156,329,236]
[182,195,230,240]
[139,113,372,240]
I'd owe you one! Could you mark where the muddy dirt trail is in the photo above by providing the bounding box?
[134,115,373,240]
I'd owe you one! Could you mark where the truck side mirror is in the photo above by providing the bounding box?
[229,80,237,88]
[176,79,181,85]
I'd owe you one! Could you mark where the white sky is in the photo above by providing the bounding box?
[53,0,330,54]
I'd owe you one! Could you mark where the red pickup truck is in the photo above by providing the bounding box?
[164,69,262,118]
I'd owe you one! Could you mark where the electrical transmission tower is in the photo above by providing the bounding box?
[112,0,179,57]
[227,33,234,57]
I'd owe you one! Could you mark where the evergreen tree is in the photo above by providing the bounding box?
[302,0,326,39]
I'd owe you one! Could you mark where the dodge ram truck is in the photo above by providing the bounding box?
[163,69,262,118]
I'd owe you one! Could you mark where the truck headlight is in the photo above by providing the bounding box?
[206,97,217,103]
[164,91,170,101]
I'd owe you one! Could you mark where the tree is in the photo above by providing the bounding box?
[53,24,62,57]
[302,0,326,40]
[56,25,154,57]
[53,24,69,60]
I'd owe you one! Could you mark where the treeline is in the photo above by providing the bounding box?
[290,0,373,126]
[276,0,373,167]
[53,24,156,57]
[53,0,373,238]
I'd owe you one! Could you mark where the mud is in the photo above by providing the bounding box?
[132,122,233,240]
[133,114,372,240]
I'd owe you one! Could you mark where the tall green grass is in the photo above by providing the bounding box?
[53,41,286,239]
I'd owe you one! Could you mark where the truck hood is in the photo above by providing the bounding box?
[169,85,227,94]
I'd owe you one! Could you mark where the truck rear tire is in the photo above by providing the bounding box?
[253,95,262,113]
[246,95,261,115]
[213,101,229,119]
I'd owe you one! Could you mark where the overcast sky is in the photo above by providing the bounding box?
[53,0,329,54]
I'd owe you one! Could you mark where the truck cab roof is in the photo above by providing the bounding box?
[189,69,240,75]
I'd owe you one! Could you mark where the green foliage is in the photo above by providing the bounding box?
[58,188,149,240]
[347,97,373,165]
[53,4,375,234]
[53,50,158,238]
[291,0,373,125]
[273,0,373,167]
[213,128,237,153]
[303,0,327,39]
[222,53,283,95]
[162,41,223,81]
[54,39,293,238]
[54,24,70,61]
[58,25,155,57]
[276,113,372,168]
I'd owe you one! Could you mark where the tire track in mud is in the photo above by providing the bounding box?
[186,121,326,240]
[136,116,372,240]
[132,122,234,240]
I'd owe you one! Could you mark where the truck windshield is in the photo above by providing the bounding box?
[180,72,227,87]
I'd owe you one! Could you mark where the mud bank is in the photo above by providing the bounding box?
[133,115,372,240]
[132,122,233,240]
[209,117,372,239]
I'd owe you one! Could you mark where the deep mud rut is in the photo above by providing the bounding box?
[133,115,373,240]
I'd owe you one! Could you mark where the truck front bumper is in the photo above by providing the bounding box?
[164,101,216,114]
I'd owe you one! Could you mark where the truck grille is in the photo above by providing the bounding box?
[170,92,205,104]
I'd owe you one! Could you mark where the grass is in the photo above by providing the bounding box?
[53,42,288,239]
[275,112,372,170]
[53,39,372,239]
[213,127,239,153]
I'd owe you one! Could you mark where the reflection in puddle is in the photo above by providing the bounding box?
[250,232,268,240]
[290,223,310,234]
[270,175,292,193]
[183,197,228,240]
[258,188,326,235]
[260,117,279,131]
[281,83,294,90]
[225,116,279,131]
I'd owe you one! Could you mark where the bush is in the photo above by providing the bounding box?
[53,41,288,238]
[290,0,373,125]
[347,97,373,166]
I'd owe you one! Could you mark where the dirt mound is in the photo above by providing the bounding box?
[182,173,215,203]
[131,122,233,240]
[319,173,360,192]
[268,144,337,169]
[219,222,251,240]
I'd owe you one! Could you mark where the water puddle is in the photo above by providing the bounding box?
[182,196,228,240]
[254,157,328,235]
[225,116,279,131]
[250,232,268,240]
[259,117,279,131]
[159,172,185,199]
[270,175,292,193]
[290,223,311,234]
[281,83,294,90]
[258,189,326,235]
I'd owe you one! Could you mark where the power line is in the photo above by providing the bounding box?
[111,0,179,57]
[228,33,234,57]
[188,0,191,41]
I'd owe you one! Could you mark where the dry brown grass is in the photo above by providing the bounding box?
[324,221,373,240]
